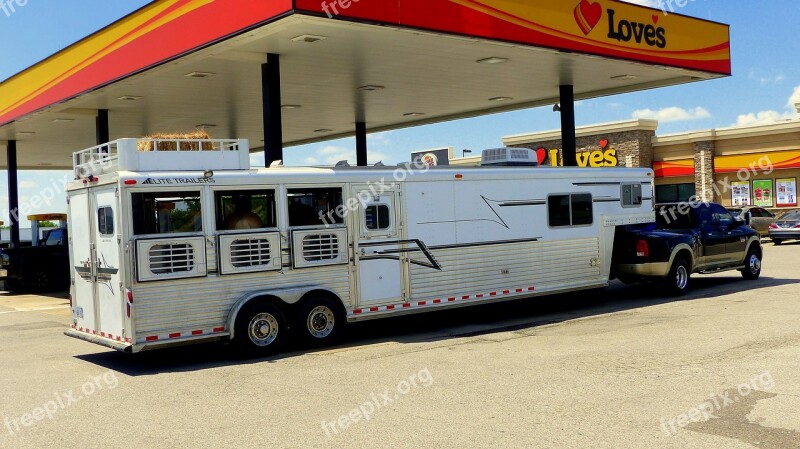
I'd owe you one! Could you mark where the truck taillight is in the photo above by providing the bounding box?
[636,239,650,258]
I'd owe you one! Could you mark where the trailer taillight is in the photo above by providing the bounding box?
[636,239,650,258]
[68,294,72,308]
[127,290,134,304]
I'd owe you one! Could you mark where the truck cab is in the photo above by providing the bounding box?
[0,215,70,292]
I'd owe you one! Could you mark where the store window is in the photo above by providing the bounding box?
[215,190,277,231]
[655,183,695,203]
[132,191,203,235]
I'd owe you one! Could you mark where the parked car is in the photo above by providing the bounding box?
[0,228,70,292]
[768,210,800,245]
[613,202,762,296]
[727,206,777,237]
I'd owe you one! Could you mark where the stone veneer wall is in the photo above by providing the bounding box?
[693,140,716,203]
[507,129,656,168]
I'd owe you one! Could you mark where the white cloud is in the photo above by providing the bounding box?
[788,85,800,108]
[632,106,711,123]
[748,70,786,86]
[314,145,389,166]
[620,0,660,6]
[732,85,800,127]
[19,180,39,189]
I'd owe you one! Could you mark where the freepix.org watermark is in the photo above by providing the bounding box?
[3,370,119,437]
[1,0,28,18]
[659,371,775,436]
[654,0,699,16]
[320,0,361,19]
[321,368,434,437]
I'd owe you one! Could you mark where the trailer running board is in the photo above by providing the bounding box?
[64,329,132,353]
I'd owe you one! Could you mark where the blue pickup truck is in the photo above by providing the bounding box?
[612,202,763,296]
[0,228,70,292]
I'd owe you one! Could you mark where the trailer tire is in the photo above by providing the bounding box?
[295,296,344,347]
[233,300,288,356]
[664,256,691,297]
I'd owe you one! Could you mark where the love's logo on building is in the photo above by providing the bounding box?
[574,0,668,48]
[537,139,619,168]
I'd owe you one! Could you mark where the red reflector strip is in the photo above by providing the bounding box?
[369,307,379,312]
[490,292,497,297]
[448,297,456,302]
[386,305,395,310]
[402,303,411,308]
[528,287,535,291]
[516,288,523,293]
[145,336,158,342]
[354,309,363,314]
[476,294,484,299]
[418,301,427,306]
[433,299,441,304]
[213,327,225,333]
[169,333,181,339]
[462,296,470,300]
[349,284,536,315]
[192,330,203,336]
[503,290,510,294]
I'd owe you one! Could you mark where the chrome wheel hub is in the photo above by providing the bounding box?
[307,306,335,339]
[248,313,279,347]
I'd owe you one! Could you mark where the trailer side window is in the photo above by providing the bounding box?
[215,190,276,231]
[97,207,114,235]
[287,188,344,226]
[132,191,203,235]
[548,193,593,227]
[365,204,391,230]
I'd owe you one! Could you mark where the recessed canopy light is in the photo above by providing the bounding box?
[117,95,143,101]
[52,118,75,123]
[359,85,385,92]
[185,71,216,78]
[489,97,513,102]
[281,104,302,109]
[291,34,328,43]
[314,128,334,133]
[15,131,36,136]
[403,112,425,117]
[477,57,509,64]
[38,163,53,166]
[610,74,637,81]
[195,124,217,129]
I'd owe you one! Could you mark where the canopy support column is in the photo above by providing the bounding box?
[355,122,368,166]
[263,53,283,166]
[6,140,20,248]
[559,85,578,167]
[96,109,109,145]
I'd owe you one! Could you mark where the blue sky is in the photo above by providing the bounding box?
[2,0,800,227]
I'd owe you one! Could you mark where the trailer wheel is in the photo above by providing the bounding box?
[740,246,762,280]
[664,256,691,296]
[233,301,287,356]
[296,296,344,347]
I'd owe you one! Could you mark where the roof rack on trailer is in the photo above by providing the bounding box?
[72,138,250,179]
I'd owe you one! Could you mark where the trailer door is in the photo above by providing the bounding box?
[353,186,405,306]
[92,187,125,339]
[69,186,125,340]
[70,188,97,333]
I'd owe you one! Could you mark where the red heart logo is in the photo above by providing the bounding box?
[574,0,603,35]
[536,147,548,165]
[652,14,659,24]
[599,139,609,149]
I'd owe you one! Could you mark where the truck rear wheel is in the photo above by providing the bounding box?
[295,296,344,347]
[233,301,288,356]
[740,246,762,280]
[665,256,691,296]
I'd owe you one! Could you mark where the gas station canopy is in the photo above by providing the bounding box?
[0,0,730,169]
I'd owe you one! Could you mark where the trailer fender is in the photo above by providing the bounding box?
[226,286,338,340]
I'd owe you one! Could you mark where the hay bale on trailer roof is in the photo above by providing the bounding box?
[137,130,215,151]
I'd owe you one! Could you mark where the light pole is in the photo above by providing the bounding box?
[462,149,472,158]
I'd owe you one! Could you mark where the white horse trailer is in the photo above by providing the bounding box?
[64,138,655,354]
